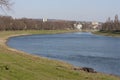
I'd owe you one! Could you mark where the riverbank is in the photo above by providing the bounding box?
[93,31,120,37]
[0,30,119,80]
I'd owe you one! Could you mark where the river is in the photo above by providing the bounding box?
[7,32,120,76]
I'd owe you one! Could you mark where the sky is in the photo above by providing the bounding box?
[2,0,120,22]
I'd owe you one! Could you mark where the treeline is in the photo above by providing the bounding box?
[0,16,75,31]
[101,15,120,32]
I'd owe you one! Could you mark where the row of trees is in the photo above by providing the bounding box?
[0,16,75,31]
[0,0,76,31]
[101,15,120,32]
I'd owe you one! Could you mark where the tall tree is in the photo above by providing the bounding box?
[114,14,119,23]
[101,15,120,31]
[114,14,120,31]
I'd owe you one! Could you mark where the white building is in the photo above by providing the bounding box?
[74,23,83,30]
[92,22,99,29]
[43,18,48,22]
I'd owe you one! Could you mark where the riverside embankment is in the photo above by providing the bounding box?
[0,30,119,80]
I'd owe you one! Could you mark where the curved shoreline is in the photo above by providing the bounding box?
[7,33,98,73]
[3,30,77,54]
[5,32,118,74]
[0,30,120,80]
[7,32,120,77]
[3,30,78,67]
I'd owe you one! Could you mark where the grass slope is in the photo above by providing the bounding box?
[0,30,119,80]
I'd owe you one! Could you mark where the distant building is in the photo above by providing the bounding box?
[74,23,83,30]
[92,22,99,30]
[43,18,48,22]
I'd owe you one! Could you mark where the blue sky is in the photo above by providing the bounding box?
[6,0,120,21]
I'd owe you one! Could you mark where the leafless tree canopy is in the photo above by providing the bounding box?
[0,0,12,10]
[101,15,120,32]
[0,16,75,31]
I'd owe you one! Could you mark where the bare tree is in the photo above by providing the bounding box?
[101,15,120,32]
[114,14,119,23]
[0,0,12,11]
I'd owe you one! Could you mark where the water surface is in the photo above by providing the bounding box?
[7,32,120,76]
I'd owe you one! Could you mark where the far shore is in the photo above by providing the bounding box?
[92,31,120,37]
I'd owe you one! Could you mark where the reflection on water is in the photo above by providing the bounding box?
[7,32,120,76]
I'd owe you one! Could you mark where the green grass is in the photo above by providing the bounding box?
[0,30,119,80]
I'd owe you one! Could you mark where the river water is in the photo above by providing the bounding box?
[7,32,120,76]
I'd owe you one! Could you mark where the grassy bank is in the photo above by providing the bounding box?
[0,30,119,80]
[93,31,120,37]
